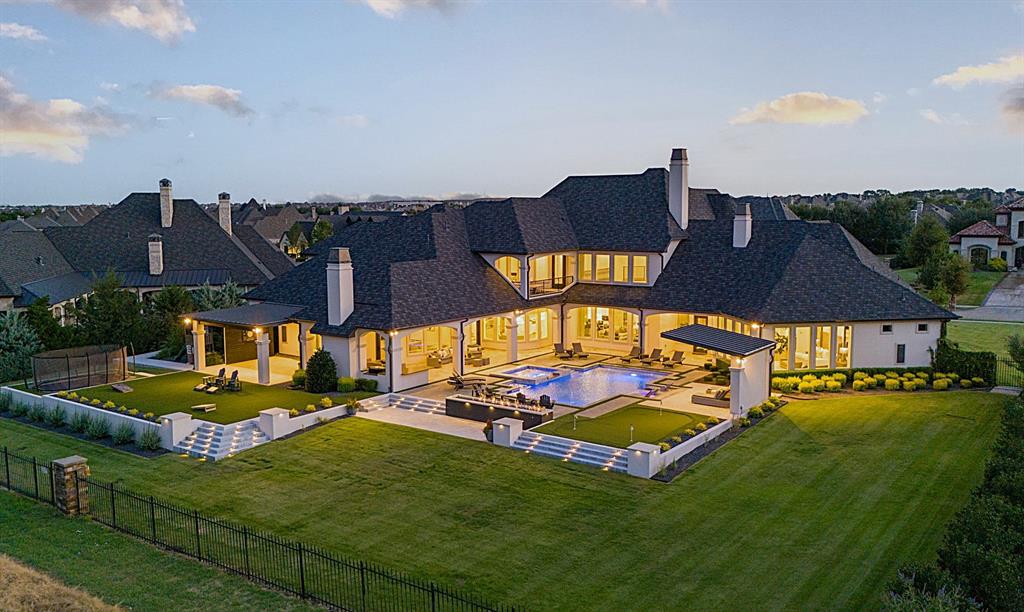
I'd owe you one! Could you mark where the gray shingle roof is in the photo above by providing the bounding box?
[18,271,94,306]
[231,224,295,277]
[187,303,306,327]
[661,323,776,356]
[0,230,75,298]
[463,197,577,254]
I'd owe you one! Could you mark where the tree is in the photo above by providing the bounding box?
[0,311,42,383]
[72,272,147,351]
[864,196,914,255]
[947,207,994,235]
[310,219,334,245]
[918,254,944,290]
[304,349,337,393]
[1008,333,1024,375]
[904,217,950,267]
[145,286,195,359]
[939,254,970,307]
[24,297,75,350]
[192,281,245,312]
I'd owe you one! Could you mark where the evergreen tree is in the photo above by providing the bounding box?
[145,286,195,358]
[304,349,337,393]
[310,219,334,245]
[24,297,76,350]
[72,272,146,350]
[0,311,42,382]
[904,217,950,267]
[939,254,970,307]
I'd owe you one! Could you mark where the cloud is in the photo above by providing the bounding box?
[919,108,970,126]
[100,82,120,92]
[1001,87,1024,132]
[0,75,133,163]
[52,0,195,43]
[334,113,369,128]
[361,0,451,18]
[730,92,868,126]
[933,54,1024,88]
[150,84,253,117]
[0,22,48,41]
[872,92,887,104]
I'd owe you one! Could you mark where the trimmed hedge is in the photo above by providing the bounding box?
[933,338,996,384]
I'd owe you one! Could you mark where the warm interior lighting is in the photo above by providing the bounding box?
[183,318,191,325]
[253,327,263,334]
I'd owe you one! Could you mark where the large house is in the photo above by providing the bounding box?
[0,180,293,319]
[947,199,1024,269]
[184,149,954,392]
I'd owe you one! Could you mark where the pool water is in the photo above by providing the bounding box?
[512,366,665,407]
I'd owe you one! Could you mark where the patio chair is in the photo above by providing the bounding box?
[619,347,640,362]
[662,351,685,368]
[447,371,487,390]
[553,343,573,359]
[224,370,241,392]
[571,342,590,359]
[639,348,663,365]
[539,394,553,409]
[194,368,225,392]
[516,392,528,405]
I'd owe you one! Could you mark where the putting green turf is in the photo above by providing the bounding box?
[70,371,375,424]
[533,405,713,447]
[0,391,1006,610]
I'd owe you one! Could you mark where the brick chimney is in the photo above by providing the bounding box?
[148,234,164,275]
[159,178,173,228]
[218,192,232,235]
[668,148,689,230]
[733,202,752,248]
[326,247,354,325]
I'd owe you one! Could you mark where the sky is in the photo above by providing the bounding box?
[0,0,1022,205]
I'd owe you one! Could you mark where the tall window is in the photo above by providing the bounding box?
[836,325,851,367]
[576,307,636,344]
[495,256,520,285]
[595,255,610,281]
[794,326,811,369]
[816,325,832,369]
[613,255,629,282]
[632,255,648,283]
[774,327,790,370]
[580,254,592,281]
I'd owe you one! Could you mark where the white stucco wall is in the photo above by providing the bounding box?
[850,320,940,368]
[322,335,356,380]
[734,350,771,413]
[951,236,998,260]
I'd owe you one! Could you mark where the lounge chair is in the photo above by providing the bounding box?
[619,347,640,362]
[539,395,553,409]
[571,342,590,359]
[662,350,685,368]
[447,371,487,390]
[639,348,663,365]
[194,368,225,392]
[553,343,573,359]
[223,370,241,392]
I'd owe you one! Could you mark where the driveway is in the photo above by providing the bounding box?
[956,271,1024,322]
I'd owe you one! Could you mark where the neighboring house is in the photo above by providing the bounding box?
[186,149,954,391]
[231,199,309,246]
[948,199,1024,269]
[0,180,293,318]
[280,211,406,256]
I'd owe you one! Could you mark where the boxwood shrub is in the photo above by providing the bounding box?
[337,376,357,393]
[304,349,338,393]
[884,378,901,391]
[825,380,842,392]
[852,380,866,391]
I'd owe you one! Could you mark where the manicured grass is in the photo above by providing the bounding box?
[0,492,316,611]
[0,392,1005,610]
[894,268,1005,305]
[947,320,1023,359]
[534,405,712,447]
[73,371,375,424]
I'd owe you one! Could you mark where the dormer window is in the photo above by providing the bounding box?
[494,256,521,285]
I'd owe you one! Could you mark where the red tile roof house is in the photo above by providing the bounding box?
[185,148,955,413]
[948,200,1024,269]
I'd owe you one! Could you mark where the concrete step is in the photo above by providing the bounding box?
[512,432,628,472]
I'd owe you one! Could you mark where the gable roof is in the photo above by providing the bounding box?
[543,168,686,251]
[0,229,76,299]
[231,224,295,277]
[948,220,1014,245]
[44,193,279,286]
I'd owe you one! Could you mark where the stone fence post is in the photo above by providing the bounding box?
[52,455,89,516]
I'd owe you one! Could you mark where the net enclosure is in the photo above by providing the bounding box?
[32,345,128,392]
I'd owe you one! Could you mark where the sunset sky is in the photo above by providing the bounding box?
[1,0,1022,204]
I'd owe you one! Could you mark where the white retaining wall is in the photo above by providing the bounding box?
[656,418,733,469]
[258,404,353,440]
[2,386,168,446]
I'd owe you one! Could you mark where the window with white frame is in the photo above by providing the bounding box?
[881,324,893,334]
[916,323,929,333]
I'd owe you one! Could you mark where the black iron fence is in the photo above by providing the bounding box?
[0,448,515,612]
[1,447,56,506]
[996,358,1024,388]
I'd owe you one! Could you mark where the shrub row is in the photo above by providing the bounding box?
[287,396,362,418]
[53,391,161,422]
[772,369,985,394]
[884,394,1024,610]
[291,367,379,394]
[0,392,161,451]
[655,397,785,451]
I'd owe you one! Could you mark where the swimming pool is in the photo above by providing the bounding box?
[512,365,666,408]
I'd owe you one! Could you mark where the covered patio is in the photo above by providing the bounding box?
[185,303,318,385]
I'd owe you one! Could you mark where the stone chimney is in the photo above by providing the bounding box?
[668,148,689,230]
[159,178,173,228]
[148,234,164,276]
[218,192,232,235]
[733,202,752,248]
[326,247,354,326]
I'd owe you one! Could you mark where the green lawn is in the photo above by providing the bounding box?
[72,371,376,424]
[534,405,712,447]
[895,268,1005,305]
[0,492,316,611]
[947,320,1023,359]
[0,392,1005,610]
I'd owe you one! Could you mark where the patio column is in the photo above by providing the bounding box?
[508,315,519,362]
[255,328,271,385]
[298,321,313,369]
[388,336,402,393]
[455,324,466,375]
[729,361,744,417]
[191,322,206,370]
